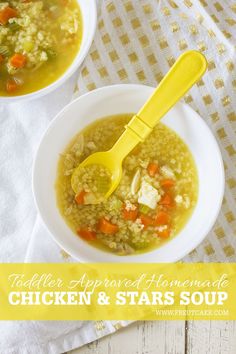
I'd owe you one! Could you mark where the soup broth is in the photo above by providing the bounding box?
[56,115,198,256]
[0,0,82,96]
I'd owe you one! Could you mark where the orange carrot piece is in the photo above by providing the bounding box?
[157,228,171,239]
[10,53,27,69]
[77,229,96,241]
[98,217,119,234]
[155,211,170,226]
[6,79,19,93]
[139,214,154,229]
[122,204,138,221]
[75,190,86,205]
[161,179,175,189]
[159,193,175,208]
[147,162,159,177]
[0,7,18,25]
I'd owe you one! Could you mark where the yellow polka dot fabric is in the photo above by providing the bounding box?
[76,0,236,262]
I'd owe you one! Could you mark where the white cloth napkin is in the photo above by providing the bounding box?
[0,73,129,353]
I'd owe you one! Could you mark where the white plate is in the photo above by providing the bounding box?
[0,0,97,102]
[33,84,225,262]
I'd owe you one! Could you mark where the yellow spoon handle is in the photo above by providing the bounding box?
[136,50,207,129]
[110,50,207,160]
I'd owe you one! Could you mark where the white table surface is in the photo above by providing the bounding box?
[68,321,236,354]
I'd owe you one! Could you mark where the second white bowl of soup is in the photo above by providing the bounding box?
[33,84,225,262]
[0,0,97,101]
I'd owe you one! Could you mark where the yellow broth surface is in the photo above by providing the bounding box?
[0,0,82,96]
[56,115,198,256]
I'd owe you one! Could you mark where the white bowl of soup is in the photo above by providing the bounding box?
[0,0,97,101]
[33,84,225,262]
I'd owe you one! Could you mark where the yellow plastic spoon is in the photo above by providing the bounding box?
[71,50,207,199]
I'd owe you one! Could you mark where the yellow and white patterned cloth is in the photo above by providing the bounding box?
[77,0,236,262]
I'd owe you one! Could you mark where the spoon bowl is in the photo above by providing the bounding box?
[71,150,122,198]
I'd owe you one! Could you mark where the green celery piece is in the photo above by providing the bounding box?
[139,204,150,214]
[0,46,10,57]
